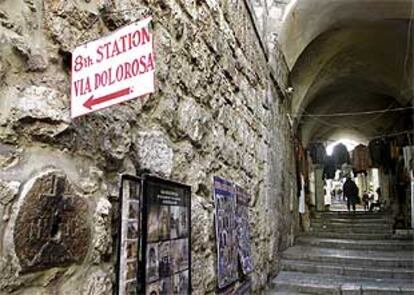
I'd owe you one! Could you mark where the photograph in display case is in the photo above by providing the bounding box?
[159,241,172,278]
[173,270,189,294]
[158,206,170,241]
[235,185,253,275]
[142,176,191,295]
[147,206,159,242]
[146,243,159,283]
[172,238,189,272]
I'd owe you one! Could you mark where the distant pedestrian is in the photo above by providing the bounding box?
[369,187,382,211]
[343,176,359,212]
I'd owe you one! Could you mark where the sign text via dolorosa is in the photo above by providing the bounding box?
[71,17,155,118]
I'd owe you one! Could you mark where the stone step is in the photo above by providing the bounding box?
[295,236,414,251]
[281,259,414,280]
[311,218,393,224]
[311,215,392,221]
[264,291,311,295]
[303,231,394,240]
[281,246,414,268]
[312,211,388,217]
[311,221,393,228]
[309,225,393,234]
[271,271,414,294]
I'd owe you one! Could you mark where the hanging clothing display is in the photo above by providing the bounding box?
[323,156,336,180]
[299,174,305,214]
[390,140,400,160]
[368,138,391,172]
[395,155,411,185]
[352,144,371,175]
[308,143,326,165]
[332,143,350,168]
[369,139,385,167]
[403,146,414,171]
[295,139,306,197]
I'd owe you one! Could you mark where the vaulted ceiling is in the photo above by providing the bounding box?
[279,0,413,145]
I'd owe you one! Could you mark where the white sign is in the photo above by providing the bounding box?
[71,17,155,118]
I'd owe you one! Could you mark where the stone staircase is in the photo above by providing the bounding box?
[268,211,414,294]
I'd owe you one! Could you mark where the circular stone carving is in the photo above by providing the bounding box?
[13,170,90,273]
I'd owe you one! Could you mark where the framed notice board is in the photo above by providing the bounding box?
[116,174,142,295]
[141,175,191,295]
[213,176,239,289]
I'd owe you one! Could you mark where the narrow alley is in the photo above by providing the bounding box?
[0,0,412,294]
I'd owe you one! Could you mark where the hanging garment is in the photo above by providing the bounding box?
[403,146,414,171]
[332,143,350,168]
[368,139,391,173]
[390,140,400,160]
[352,144,371,175]
[323,156,336,180]
[299,174,305,214]
[396,155,410,185]
[388,140,400,175]
[308,143,326,165]
[369,139,385,167]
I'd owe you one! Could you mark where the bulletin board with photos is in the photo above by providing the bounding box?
[116,175,142,295]
[142,175,191,295]
[213,176,239,289]
[213,176,254,291]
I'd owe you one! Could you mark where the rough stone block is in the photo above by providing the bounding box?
[176,98,211,144]
[0,180,20,206]
[13,169,90,273]
[135,130,174,177]
[4,86,70,139]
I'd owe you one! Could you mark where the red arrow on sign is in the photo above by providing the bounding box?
[83,88,132,109]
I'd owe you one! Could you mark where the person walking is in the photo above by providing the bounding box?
[343,176,359,212]
[362,191,370,211]
[369,187,382,212]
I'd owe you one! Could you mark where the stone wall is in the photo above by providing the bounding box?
[0,0,297,294]
[249,0,292,50]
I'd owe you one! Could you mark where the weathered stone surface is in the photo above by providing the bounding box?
[0,144,22,170]
[13,170,90,273]
[102,123,132,169]
[44,0,101,51]
[176,97,212,144]
[0,254,23,292]
[134,131,174,177]
[0,179,20,206]
[81,269,112,295]
[10,35,48,72]
[191,196,216,293]
[90,197,112,264]
[2,86,70,140]
[0,9,22,35]
[0,55,10,86]
[60,267,112,295]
